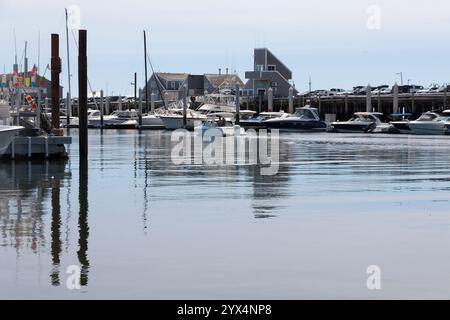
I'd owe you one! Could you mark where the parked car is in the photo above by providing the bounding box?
[352,86,365,95]
[416,85,439,94]
[371,85,389,95]
[380,87,392,94]
[434,84,450,93]
[329,88,346,96]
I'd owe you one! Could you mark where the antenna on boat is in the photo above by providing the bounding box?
[13,28,18,73]
[144,29,166,109]
[37,31,40,74]
[65,8,72,121]
[143,30,149,113]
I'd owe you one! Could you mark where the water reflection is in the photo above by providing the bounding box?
[77,159,89,286]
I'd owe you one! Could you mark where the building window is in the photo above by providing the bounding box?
[268,65,276,71]
[255,64,264,72]
[169,81,177,90]
[271,82,278,87]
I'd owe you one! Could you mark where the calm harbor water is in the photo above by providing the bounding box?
[1,130,450,299]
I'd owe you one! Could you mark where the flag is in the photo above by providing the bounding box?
[0,74,6,87]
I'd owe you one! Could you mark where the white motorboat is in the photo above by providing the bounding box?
[194,113,245,137]
[66,109,101,128]
[159,109,207,130]
[389,113,414,134]
[141,114,164,128]
[331,112,383,133]
[408,110,450,135]
[89,109,139,128]
[0,126,23,155]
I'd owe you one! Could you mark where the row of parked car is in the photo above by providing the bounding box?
[305,84,450,97]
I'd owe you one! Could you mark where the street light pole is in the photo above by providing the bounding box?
[396,72,403,86]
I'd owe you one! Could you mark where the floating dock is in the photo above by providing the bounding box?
[1,135,72,160]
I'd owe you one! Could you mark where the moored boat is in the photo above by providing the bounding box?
[331,112,382,133]
[408,110,450,135]
[263,106,326,132]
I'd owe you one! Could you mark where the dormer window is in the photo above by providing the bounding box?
[268,65,276,71]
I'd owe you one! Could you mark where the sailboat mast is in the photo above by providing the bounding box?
[143,30,149,113]
[65,8,72,120]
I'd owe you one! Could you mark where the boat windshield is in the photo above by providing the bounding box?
[416,113,438,121]
[293,108,318,120]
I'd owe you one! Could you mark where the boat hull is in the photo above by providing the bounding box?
[390,121,412,134]
[160,116,206,130]
[264,119,327,132]
[408,122,446,135]
[0,126,23,155]
[331,122,375,133]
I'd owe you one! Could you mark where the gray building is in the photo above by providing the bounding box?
[243,48,297,98]
[144,72,244,102]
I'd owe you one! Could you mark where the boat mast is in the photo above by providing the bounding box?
[143,30,149,113]
[65,8,72,120]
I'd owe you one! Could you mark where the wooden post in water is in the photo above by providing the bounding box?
[100,89,104,128]
[366,84,372,112]
[235,83,240,125]
[288,86,294,114]
[444,88,447,110]
[139,89,143,116]
[182,85,187,128]
[78,29,88,160]
[344,94,349,116]
[105,96,110,115]
[377,92,382,113]
[66,92,71,126]
[151,93,155,113]
[393,83,399,114]
[268,87,273,112]
[411,91,416,115]
[51,34,61,131]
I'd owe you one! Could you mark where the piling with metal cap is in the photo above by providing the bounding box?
[288,86,294,114]
[366,84,372,112]
[78,29,88,160]
[182,85,187,128]
[268,87,273,112]
[100,89,104,128]
[51,34,61,130]
[235,83,240,124]
[393,83,399,114]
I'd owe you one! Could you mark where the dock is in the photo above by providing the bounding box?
[1,135,72,160]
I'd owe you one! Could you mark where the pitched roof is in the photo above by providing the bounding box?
[155,73,189,82]
[204,74,244,88]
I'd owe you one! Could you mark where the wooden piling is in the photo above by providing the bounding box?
[235,83,240,125]
[268,87,273,112]
[78,30,88,160]
[51,34,61,130]
[100,89,104,128]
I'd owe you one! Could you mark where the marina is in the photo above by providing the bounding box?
[2,0,450,304]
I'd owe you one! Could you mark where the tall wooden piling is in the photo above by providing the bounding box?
[288,87,294,114]
[150,92,155,113]
[100,89,104,128]
[366,84,372,112]
[235,83,240,124]
[268,87,273,112]
[393,83,399,114]
[51,34,61,130]
[78,30,88,160]
[182,85,187,128]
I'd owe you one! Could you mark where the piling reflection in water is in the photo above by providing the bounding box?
[77,158,89,286]
[50,179,61,286]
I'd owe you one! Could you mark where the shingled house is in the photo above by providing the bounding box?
[144,72,244,102]
[243,48,297,99]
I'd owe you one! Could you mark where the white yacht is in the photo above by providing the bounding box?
[89,109,139,128]
[159,108,207,130]
[0,126,23,155]
[331,112,383,133]
[264,107,327,132]
[408,110,450,135]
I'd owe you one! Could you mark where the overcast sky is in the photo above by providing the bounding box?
[1,0,450,96]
